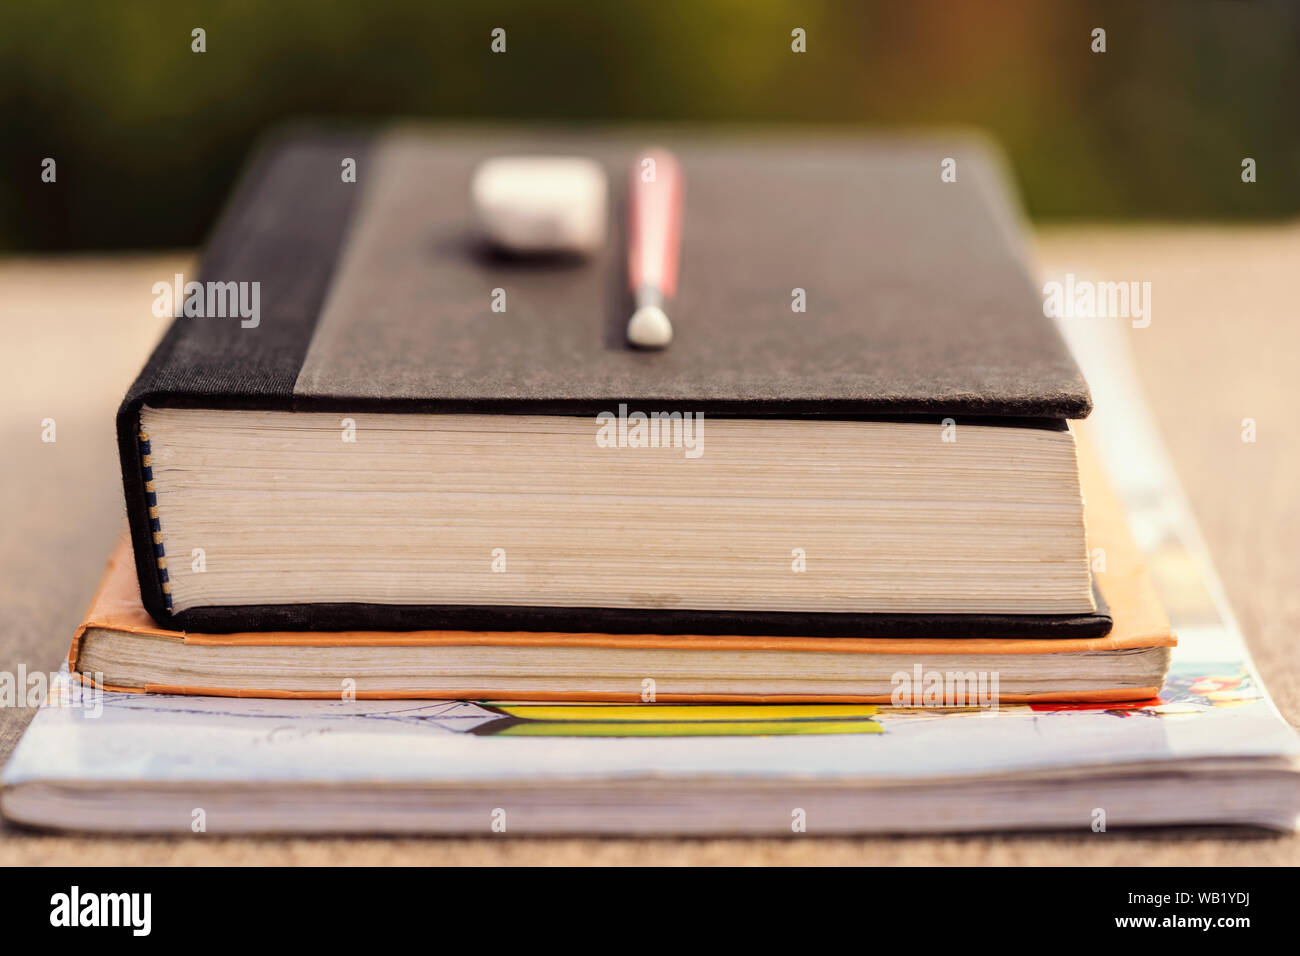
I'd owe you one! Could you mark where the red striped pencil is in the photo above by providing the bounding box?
[626,148,683,349]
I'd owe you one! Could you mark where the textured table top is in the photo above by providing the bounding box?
[1,225,1296,864]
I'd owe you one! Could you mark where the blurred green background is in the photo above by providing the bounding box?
[2,0,1297,251]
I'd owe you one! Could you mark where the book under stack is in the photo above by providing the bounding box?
[9,130,1294,836]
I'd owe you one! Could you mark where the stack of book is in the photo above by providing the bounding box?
[79,131,1173,702]
[5,131,1295,835]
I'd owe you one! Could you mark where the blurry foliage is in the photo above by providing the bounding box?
[2,0,1297,251]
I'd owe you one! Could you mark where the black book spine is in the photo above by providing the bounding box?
[116,129,372,625]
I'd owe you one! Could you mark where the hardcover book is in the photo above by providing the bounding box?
[118,129,1107,636]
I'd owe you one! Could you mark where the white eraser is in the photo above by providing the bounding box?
[471,156,607,256]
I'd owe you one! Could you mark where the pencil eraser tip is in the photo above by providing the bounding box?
[627,306,673,348]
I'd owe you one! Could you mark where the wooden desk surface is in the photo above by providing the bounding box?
[2,226,1297,865]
